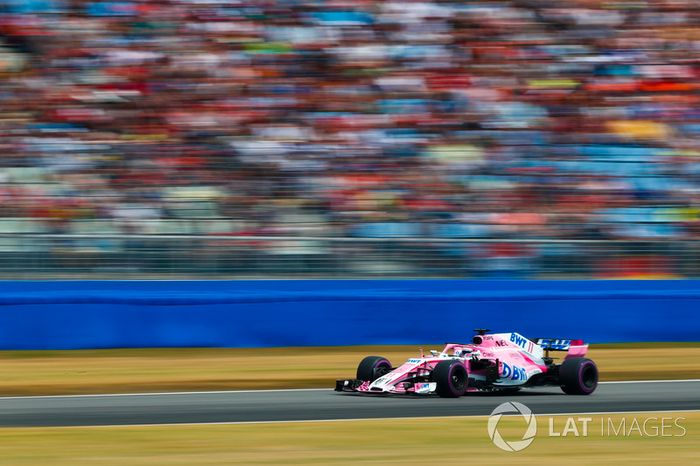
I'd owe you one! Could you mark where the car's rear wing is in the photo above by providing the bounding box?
[536,338,588,358]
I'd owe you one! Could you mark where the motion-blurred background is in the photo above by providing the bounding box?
[0,6,699,463]
[0,0,699,279]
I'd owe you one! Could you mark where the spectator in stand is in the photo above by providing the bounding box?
[0,0,698,277]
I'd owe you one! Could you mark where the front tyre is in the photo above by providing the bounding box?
[431,360,468,398]
[356,356,392,382]
[559,357,598,395]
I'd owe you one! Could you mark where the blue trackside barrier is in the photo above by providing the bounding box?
[0,280,698,349]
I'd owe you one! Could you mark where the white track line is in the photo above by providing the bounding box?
[0,379,698,400]
[0,388,330,401]
[29,408,700,429]
[600,379,700,384]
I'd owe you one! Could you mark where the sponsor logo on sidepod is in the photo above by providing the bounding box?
[501,362,527,381]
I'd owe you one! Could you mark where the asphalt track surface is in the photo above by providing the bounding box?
[0,380,698,427]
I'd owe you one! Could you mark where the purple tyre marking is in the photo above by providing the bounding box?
[578,360,598,394]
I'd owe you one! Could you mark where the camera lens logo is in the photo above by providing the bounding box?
[487,401,537,452]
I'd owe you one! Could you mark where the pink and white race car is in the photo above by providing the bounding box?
[335,329,598,397]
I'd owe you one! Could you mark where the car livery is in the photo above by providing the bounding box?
[335,329,598,397]
[510,332,541,356]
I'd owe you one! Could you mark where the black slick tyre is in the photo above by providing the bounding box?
[356,356,392,382]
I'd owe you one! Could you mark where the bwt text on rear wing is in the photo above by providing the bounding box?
[536,339,589,358]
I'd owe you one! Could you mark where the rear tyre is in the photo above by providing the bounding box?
[431,360,468,398]
[559,358,598,395]
[356,356,392,382]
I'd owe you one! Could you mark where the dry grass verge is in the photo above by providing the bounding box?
[0,412,696,465]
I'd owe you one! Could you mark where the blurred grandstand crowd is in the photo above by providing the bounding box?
[0,0,699,277]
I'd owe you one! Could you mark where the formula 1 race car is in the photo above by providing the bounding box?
[335,329,598,397]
